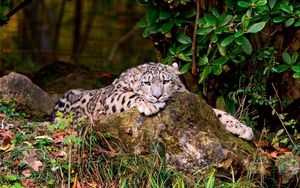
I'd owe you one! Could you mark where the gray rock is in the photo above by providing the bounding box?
[94,92,271,175]
[0,72,54,116]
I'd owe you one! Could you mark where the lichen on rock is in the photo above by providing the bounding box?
[0,72,54,116]
[94,92,271,175]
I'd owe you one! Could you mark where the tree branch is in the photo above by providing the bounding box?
[191,0,200,76]
[0,0,32,26]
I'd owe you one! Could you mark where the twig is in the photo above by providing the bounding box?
[235,95,247,118]
[0,0,32,26]
[191,0,200,76]
[1,118,5,129]
[68,141,72,188]
[271,83,283,112]
[271,106,297,149]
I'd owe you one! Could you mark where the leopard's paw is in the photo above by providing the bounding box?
[137,101,164,116]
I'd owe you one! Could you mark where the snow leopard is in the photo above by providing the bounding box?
[54,62,253,140]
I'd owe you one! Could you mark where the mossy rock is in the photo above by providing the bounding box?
[94,92,271,175]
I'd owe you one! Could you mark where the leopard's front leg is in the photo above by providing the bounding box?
[132,97,166,116]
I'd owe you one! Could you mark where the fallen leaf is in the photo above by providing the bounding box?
[53,132,67,143]
[70,130,79,137]
[72,173,81,188]
[254,140,269,148]
[12,160,20,168]
[0,113,6,118]
[35,135,53,141]
[269,151,278,158]
[2,134,11,147]
[29,160,43,171]
[0,134,13,150]
[22,169,31,177]
[56,150,67,158]
[0,144,15,152]
[277,146,289,152]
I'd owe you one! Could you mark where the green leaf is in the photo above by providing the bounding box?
[136,20,149,28]
[236,36,252,55]
[269,0,277,9]
[142,29,150,37]
[212,56,229,65]
[176,32,192,44]
[197,27,214,35]
[247,22,266,33]
[223,27,231,33]
[147,7,159,24]
[211,33,218,43]
[214,26,224,34]
[285,18,295,27]
[221,35,235,46]
[212,65,222,75]
[238,1,252,8]
[225,0,235,10]
[176,44,191,54]
[291,65,300,72]
[273,64,289,73]
[282,52,292,64]
[293,72,300,78]
[178,53,192,61]
[280,2,292,14]
[217,43,227,56]
[256,0,267,6]
[241,14,250,28]
[159,11,172,20]
[174,18,183,26]
[262,15,270,23]
[199,66,212,83]
[204,13,217,26]
[198,55,209,65]
[169,45,177,55]
[143,23,161,36]
[291,53,299,63]
[234,29,244,37]
[294,19,300,27]
[5,175,17,181]
[218,14,233,27]
[181,8,196,18]
[245,8,252,17]
[160,21,174,33]
[273,15,286,23]
[211,8,220,18]
[161,56,172,64]
[180,62,192,73]
[136,0,150,5]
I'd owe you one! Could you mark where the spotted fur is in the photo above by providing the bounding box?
[54,62,253,140]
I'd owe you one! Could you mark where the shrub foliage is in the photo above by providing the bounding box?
[137,0,300,151]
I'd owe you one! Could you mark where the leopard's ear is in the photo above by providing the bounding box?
[170,62,183,75]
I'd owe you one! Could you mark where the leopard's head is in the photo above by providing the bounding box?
[137,63,187,103]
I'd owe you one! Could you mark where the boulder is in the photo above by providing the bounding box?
[0,72,54,116]
[94,92,271,174]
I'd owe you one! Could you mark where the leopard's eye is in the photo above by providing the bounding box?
[143,81,151,86]
[163,80,170,84]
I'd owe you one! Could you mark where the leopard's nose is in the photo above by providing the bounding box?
[152,86,163,100]
[153,94,162,99]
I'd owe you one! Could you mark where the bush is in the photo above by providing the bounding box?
[136,0,300,151]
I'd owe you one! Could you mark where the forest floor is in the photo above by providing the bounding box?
[0,99,299,188]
